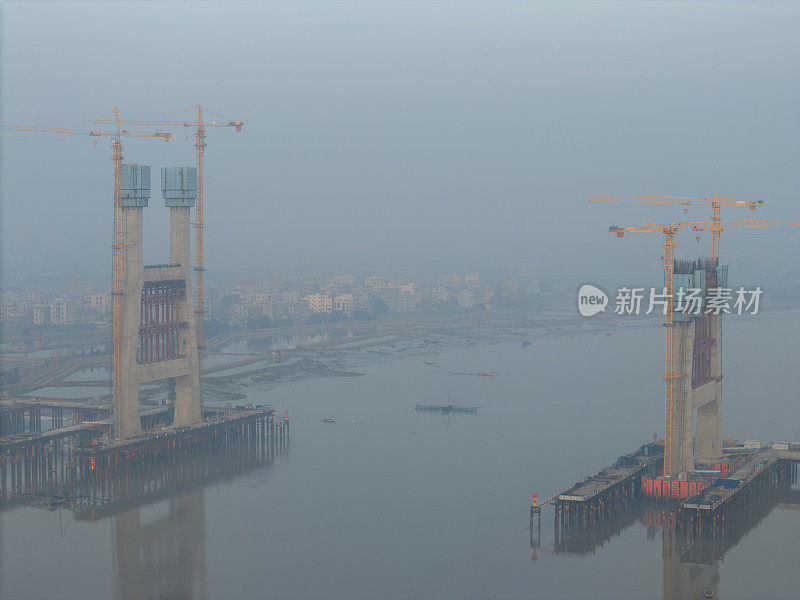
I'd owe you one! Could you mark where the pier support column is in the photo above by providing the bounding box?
[670,321,695,478]
[694,316,723,463]
[116,164,151,440]
[162,168,201,427]
[118,204,144,439]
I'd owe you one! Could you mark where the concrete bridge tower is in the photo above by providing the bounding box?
[667,258,726,478]
[114,165,201,439]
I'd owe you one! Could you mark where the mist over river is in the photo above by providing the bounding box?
[2,310,799,600]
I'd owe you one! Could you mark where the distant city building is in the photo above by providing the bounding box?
[333,293,354,313]
[67,276,92,298]
[456,289,476,309]
[84,293,110,314]
[32,297,80,325]
[3,269,527,327]
[302,293,333,314]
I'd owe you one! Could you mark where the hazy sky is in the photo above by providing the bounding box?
[1,1,799,283]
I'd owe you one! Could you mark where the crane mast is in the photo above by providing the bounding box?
[662,229,677,477]
[111,111,123,439]
[195,109,207,405]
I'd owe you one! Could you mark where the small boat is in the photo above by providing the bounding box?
[321,418,337,423]
[415,404,478,414]
[703,587,714,599]
[416,390,478,414]
[424,360,441,366]
[522,340,532,347]
[477,371,495,377]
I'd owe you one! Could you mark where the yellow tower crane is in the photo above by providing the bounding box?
[610,217,800,477]
[590,195,764,262]
[0,110,171,439]
[96,106,243,407]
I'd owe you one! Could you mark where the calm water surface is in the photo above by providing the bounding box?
[1,311,799,599]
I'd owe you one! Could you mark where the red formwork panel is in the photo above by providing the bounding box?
[715,462,735,474]
[643,477,711,499]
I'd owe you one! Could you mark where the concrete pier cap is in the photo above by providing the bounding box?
[120,164,150,207]
[161,166,197,207]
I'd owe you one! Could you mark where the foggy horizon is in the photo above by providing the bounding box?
[2,1,799,281]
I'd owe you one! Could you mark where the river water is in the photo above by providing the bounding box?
[1,310,798,599]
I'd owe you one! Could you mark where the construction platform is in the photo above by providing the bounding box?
[542,442,663,552]
[76,407,276,464]
[0,404,287,509]
[681,447,800,515]
[536,441,799,551]
[555,442,663,505]
[0,396,178,436]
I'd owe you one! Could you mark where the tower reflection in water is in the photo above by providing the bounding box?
[113,489,206,600]
[540,467,799,600]
[69,422,289,600]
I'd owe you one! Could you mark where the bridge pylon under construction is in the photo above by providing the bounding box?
[116,165,202,439]
[666,257,726,478]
